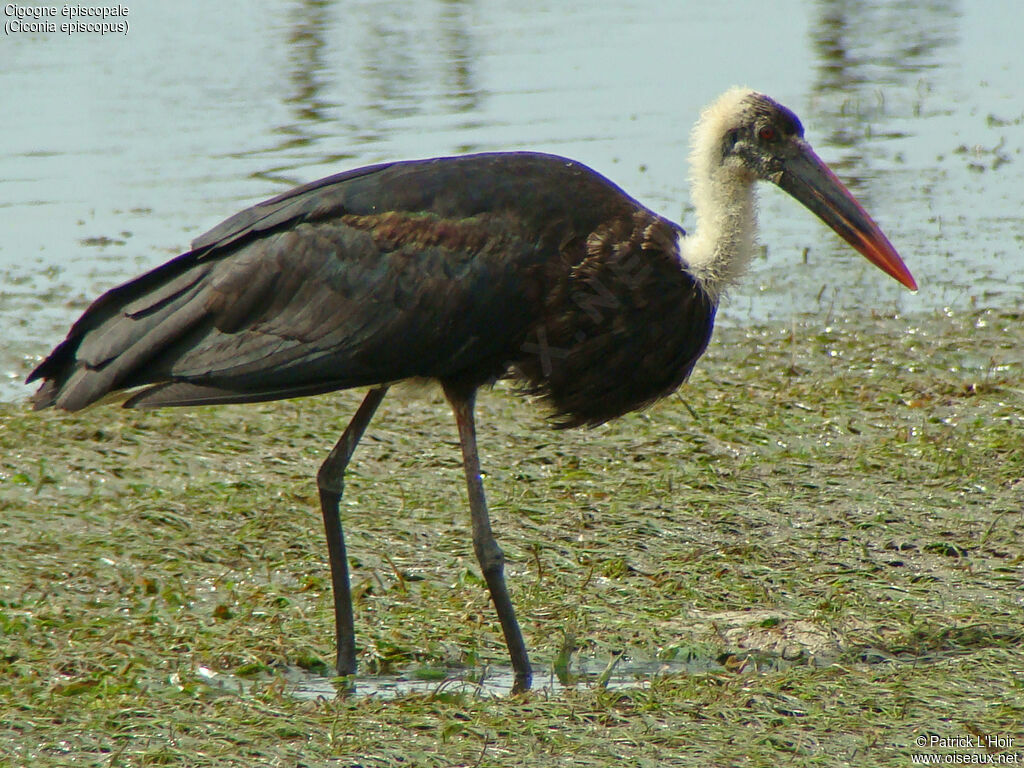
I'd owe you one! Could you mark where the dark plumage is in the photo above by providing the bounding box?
[30,153,712,426]
[28,89,915,693]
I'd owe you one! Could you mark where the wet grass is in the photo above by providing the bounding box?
[2,308,1022,766]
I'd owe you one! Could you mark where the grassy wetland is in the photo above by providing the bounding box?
[1,308,1022,766]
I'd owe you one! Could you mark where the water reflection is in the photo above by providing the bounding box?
[259,0,484,175]
[439,0,481,116]
[285,0,333,127]
[810,0,960,136]
[248,0,338,188]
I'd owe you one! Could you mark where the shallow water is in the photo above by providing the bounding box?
[2,0,1020,401]
[197,656,731,701]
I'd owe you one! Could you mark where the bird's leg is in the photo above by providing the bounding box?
[444,384,533,693]
[317,386,388,678]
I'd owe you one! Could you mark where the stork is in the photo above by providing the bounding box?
[28,88,916,693]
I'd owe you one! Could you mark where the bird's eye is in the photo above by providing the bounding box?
[758,125,778,142]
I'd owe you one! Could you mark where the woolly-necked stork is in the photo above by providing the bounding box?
[28,88,916,693]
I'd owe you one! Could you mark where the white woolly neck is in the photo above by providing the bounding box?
[678,87,761,302]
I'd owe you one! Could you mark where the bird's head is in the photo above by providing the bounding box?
[695,87,917,291]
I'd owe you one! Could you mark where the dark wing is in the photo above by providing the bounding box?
[28,152,645,412]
